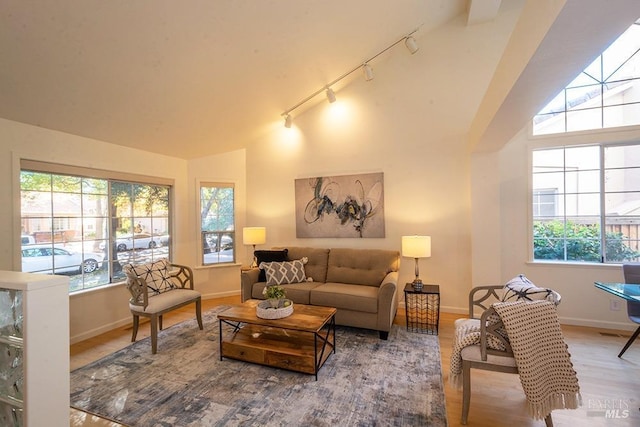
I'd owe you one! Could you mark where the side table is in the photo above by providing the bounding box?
[404,283,440,335]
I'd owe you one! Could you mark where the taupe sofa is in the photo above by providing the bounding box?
[240,246,400,339]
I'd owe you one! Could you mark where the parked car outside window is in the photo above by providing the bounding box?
[21,235,36,245]
[115,233,164,252]
[21,245,104,274]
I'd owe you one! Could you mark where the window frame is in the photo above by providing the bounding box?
[198,181,236,266]
[532,19,640,136]
[19,159,174,293]
[530,141,640,264]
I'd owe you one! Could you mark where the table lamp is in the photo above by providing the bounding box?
[243,227,266,268]
[402,236,431,291]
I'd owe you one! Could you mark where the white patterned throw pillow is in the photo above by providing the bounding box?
[123,258,176,295]
[260,258,308,285]
[502,274,560,305]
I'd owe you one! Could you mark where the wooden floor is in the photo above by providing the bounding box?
[70,296,640,427]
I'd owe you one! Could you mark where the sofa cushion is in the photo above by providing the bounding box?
[254,249,288,282]
[252,281,320,305]
[276,246,330,283]
[261,259,307,285]
[123,258,175,295]
[326,248,399,287]
[310,282,379,313]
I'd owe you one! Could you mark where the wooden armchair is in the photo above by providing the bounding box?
[457,285,553,427]
[124,259,203,354]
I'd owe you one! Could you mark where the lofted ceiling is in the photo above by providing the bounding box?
[0,0,471,159]
[2,0,638,160]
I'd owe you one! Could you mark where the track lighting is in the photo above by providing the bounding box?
[405,36,419,54]
[280,26,422,127]
[325,88,336,103]
[363,63,374,81]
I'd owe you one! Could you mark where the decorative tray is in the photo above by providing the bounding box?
[256,299,294,319]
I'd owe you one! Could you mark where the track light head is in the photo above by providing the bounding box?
[325,87,336,103]
[405,36,419,54]
[363,64,374,81]
[284,114,292,128]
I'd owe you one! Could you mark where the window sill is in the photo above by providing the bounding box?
[194,262,242,271]
[526,260,621,270]
[70,280,126,297]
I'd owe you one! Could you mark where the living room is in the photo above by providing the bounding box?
[2,0,640,425]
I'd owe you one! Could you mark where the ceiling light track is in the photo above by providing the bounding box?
[281,26,422,127]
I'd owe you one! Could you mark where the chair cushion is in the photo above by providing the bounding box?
[502,274,560,305]
[460,345,517,367]
[129,289,201,314]
[454,318,480,330]
[260,258,307,285]
[123,259,175,295]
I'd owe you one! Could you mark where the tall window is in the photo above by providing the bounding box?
[20,164,171,292]
[533,19,640,135]
[200,182,235,265]
[532,143,640,263]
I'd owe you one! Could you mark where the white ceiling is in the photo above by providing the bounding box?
[3,0,638,160]
[0,0,471,159]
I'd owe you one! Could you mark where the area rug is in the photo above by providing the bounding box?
[70,307,448,426]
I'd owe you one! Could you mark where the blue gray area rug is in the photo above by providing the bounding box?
[70,307,447,426]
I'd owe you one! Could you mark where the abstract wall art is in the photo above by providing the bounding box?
[295,172,385,238]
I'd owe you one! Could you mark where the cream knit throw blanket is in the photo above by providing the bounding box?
[492,300,582,419]
[449,313,505,388]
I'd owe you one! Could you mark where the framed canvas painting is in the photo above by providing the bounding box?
[295,172,385,238]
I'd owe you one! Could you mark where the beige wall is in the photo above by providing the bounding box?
[471,125,640,331]
[0,120,249,342]
[243,11,522,315]
[0,118,194,342]
[186,149,248,299]
[0,7,541,343]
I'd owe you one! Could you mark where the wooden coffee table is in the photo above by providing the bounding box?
[217,300,336,380]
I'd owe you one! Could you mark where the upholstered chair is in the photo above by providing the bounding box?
[456,285,557,427]
[124,259,203,354]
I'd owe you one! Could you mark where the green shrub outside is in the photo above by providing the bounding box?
[533,220,639,262]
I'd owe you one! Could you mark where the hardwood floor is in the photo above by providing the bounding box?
[70,296,640,426]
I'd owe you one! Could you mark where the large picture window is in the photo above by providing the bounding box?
[20,162,172,292]
[200,182,235,265]
[532,143,640,263]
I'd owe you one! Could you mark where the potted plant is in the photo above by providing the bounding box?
[262,284,286,307]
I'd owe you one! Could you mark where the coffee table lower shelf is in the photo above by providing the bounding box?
[219,320,335,380]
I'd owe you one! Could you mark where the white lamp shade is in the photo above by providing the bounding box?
[402,236,431,258]
[243,227,266,245]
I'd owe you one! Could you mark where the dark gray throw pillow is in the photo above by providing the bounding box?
[254,249,288,282]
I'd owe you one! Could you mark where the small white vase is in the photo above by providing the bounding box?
[268,298,280,308]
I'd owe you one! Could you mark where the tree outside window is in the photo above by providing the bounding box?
[20,169,171,292]
[200,183,235,265]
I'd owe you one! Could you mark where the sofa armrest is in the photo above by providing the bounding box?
[240,268,261,302]
[377,271,399,332]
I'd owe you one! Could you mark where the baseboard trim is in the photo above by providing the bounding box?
[70,290,243,344]
[71,318,132,345]
[556,316,636,332]
[201,290,241,300]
